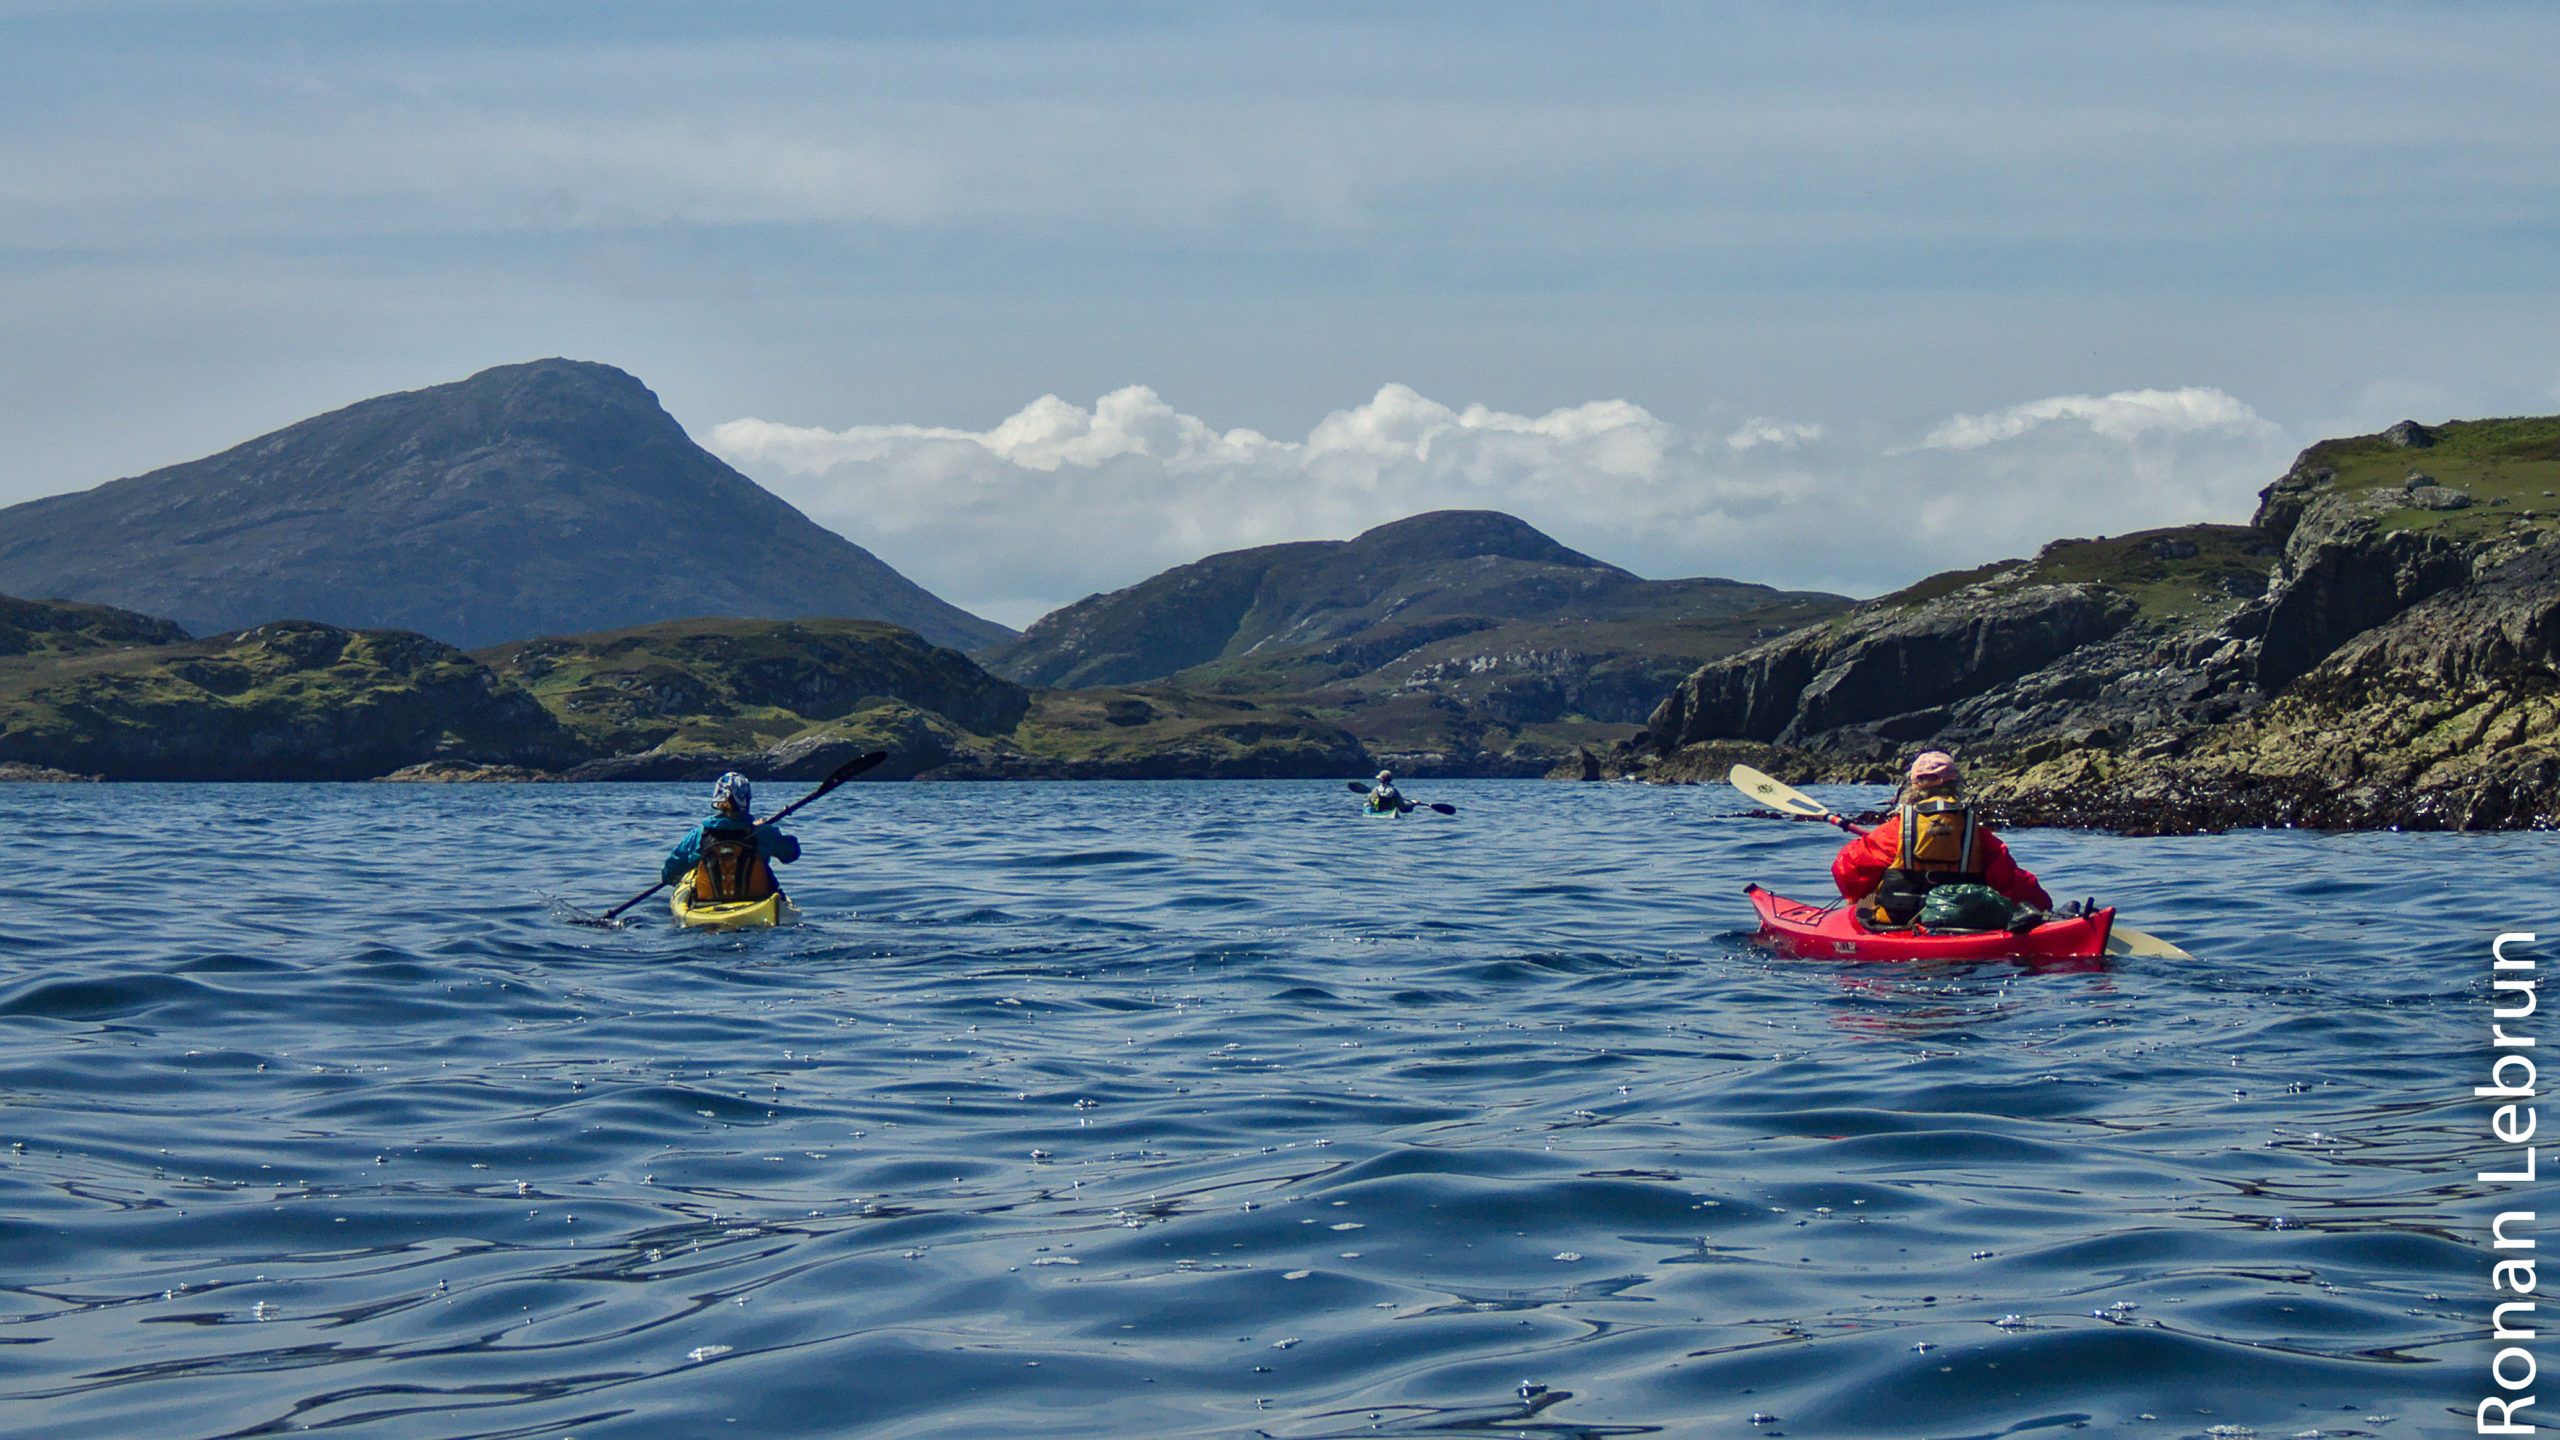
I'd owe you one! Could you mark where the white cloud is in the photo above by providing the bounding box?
[708,382,2297,629]
[1726,418,1825,451]
[1916,387,2273,451]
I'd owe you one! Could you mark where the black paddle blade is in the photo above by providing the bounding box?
[1346,781,1370,794]
[822,749,891,789]
[1427,802,1457,815]
[549,896,624,929]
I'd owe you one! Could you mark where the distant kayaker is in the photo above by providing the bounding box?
[664,772,801,903]
[1366,770,1409,814]
[1832,751,2051,927]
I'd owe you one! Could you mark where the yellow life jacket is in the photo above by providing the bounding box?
[1863,800,1987,926]
[691,829,776,903]
[1893,800,1984,875]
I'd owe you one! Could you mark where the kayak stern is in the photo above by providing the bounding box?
[1745,884,2113,962]
[671,885,802,930]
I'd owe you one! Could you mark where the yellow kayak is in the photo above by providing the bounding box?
[669,884,801,930]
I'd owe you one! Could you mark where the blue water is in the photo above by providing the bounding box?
[0,780,2514,1437]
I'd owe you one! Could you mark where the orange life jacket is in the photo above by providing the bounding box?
[1863,800,1987,926]
[691,829,777,903]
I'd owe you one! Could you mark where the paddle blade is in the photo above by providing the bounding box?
[549,896,624,929]
[1729,764,1831,817]
[819,749,891,790]
[1427,802,1457,815]
[2105,925,2193,961]
[1346,781,1371,794]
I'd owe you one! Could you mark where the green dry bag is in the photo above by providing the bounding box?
[1915,883,2017,933]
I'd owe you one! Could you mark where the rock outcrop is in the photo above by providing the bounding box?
[1978,536,2560,831]
[1639,526,2273,765]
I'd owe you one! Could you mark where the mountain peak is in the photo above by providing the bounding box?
[0,360,1011,651]
[982,508,1767,689]
[1345,510,1622,574]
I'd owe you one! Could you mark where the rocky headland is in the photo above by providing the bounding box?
[1628,414,2560,831]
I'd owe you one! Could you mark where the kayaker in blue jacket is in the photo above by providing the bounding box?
[664,772,801,902]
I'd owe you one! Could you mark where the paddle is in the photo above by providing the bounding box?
[1725,764,2192,960]
[1344,780,1456,816]
[581,750,891,926]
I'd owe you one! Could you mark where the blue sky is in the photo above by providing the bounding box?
[5,1,2556,622]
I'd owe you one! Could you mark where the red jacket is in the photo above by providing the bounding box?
[1832,810,2054,912]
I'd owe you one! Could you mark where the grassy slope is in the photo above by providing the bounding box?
[473,616,1028,762]
[1863,522,2276,634]
[0,594,190,661]
[2291,416,2560,543]
[0,621,576,778]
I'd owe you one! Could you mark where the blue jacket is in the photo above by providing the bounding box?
[663,816,801,886]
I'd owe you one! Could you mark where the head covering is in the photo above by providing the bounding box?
[712,772,753,814]
[1906,751,1958,785]
[1376,770,1395,783]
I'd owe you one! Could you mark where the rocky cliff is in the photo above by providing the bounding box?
[1640,525,2273,767]
[1973,416,2560,830]
[1632,413,2560,830]
[0,359,1010,651]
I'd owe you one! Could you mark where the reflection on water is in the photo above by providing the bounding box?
[0,780,2509,1437]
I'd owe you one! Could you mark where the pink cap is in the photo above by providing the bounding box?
[1907,751,1958,783]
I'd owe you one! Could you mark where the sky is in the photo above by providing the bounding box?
[5,1,2556,628]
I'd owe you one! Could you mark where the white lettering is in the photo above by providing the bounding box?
[2481,1394,2537,1433]
[2501,1302,2541,1340]
[2500,933,2541,967]
[2502,1215,2543,1250]
[2486,1151,2542,1184]
[2498,1259,2542,1294]
[2499,1349,2541,1390]
[2485,1054,2541,1099]
[2500,979,2542,1019]
[2501,1023,2540,1049]
[2505,1111,2545,1146]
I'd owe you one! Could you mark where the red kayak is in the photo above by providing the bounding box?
[1746,884,2115,962]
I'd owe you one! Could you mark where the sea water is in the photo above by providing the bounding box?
[0,780,2510,1437]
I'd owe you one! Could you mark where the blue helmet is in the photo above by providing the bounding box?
[712,772,752,814]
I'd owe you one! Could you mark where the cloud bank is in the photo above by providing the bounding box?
[708,383,2293,629]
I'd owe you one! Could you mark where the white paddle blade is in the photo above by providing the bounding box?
[2105,926,2193,961]
[1729,764,1831,817]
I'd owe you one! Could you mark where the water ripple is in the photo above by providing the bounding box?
[0,780,2508,1437]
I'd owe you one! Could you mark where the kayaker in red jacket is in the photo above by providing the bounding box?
[1832,751,2053,926]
